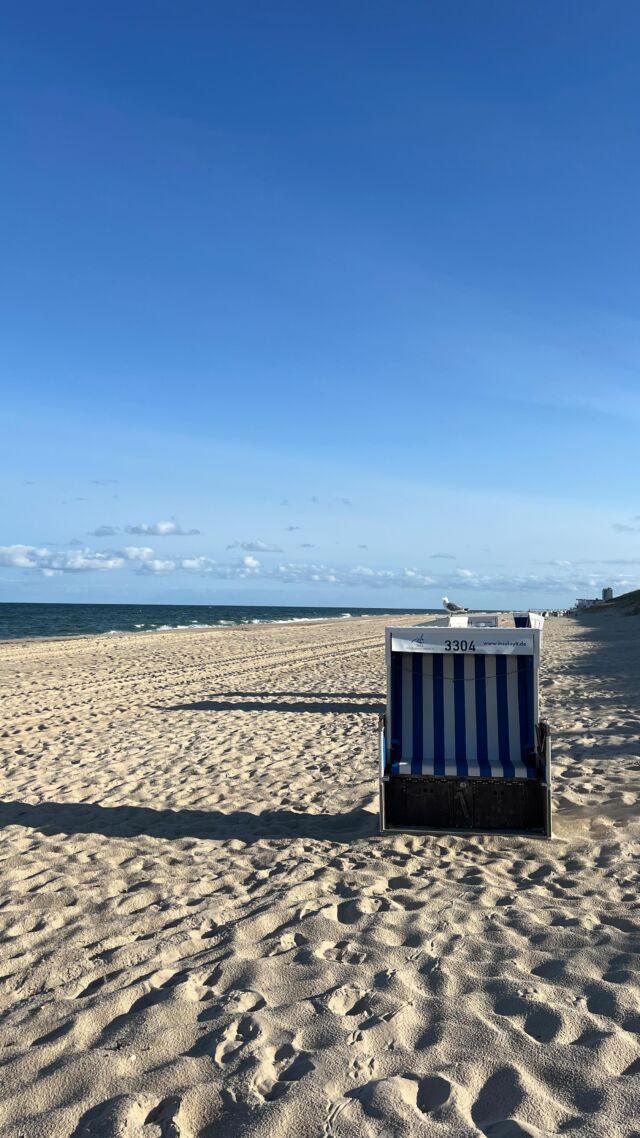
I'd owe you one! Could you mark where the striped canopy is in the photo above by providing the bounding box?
[388,650,537,779]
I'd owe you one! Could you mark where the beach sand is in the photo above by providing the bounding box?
[0,612,638,1137]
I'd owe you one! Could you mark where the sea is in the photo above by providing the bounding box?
[0,602,439,642]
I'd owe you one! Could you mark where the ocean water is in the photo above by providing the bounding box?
[0,602,438,642]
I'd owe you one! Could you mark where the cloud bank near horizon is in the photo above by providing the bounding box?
[1,543,636,597]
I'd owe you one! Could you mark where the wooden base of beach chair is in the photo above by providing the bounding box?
[379,773,552,837]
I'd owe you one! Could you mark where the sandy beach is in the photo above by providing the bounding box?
[0,612,638,1138]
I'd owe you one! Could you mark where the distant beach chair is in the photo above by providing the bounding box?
[467,614,499,628]
[379,615,551,836]
[514,611,545,630]
[426,614,469,628]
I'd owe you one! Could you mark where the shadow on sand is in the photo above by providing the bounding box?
[569,609,640,708]
[151,697,384,714]
[0,799,377,844]
[207,691,386,700]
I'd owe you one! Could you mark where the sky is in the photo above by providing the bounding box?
[2,1,640,609]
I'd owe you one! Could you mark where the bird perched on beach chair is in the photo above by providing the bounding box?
[442,596,467,613]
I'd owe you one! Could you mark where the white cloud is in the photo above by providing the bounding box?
[181,556,217,572]
[125,519,200,536]
[0,545,128,573]
[0,544,157,575]
[226,540,283,553]
[63,551,126,571]
[456,568,476,578]
[138,558,177,574]
[0,545,48,569]
[120,546,155,562]
[134,554,262,578]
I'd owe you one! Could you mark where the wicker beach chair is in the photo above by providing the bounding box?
[514,611,545,630]
[468,614,499,627]
[379,616,551,836]
[427,615,470,628]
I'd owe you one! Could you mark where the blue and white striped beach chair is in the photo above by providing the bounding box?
[379,617,552,836]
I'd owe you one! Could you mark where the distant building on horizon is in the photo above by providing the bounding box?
[575,587,613,609]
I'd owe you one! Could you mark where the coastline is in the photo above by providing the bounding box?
[0,606,431,647]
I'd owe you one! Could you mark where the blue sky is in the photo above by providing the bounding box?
[2,1,640,608]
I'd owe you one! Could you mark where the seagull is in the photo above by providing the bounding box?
[442,596,467,613]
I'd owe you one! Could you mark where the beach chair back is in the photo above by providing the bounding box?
[379,624,551,836]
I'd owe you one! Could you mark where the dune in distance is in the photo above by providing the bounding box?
[0,610,638,1137]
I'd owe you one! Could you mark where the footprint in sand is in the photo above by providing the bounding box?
[316,940,367,964]
[144,1095,183,1138]
[71,1093,187,1138]
[214,1013,262,1066]
[254,1041,316,1102]
[326,985,372,1017]
[416,1074,453,1113]
[265,931,309,956]
[531,959,566,981]
[223,988,266,1013]
[345,1072,453,1127]
[159,968,222,1003]
[489,986,567,1044]
[521,1006,565,1044]
[387,875,417,890]
[470,1068,555,1137]
[348,1052,376,1079]
[333,897,387,925]
[583,981,620,1017]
